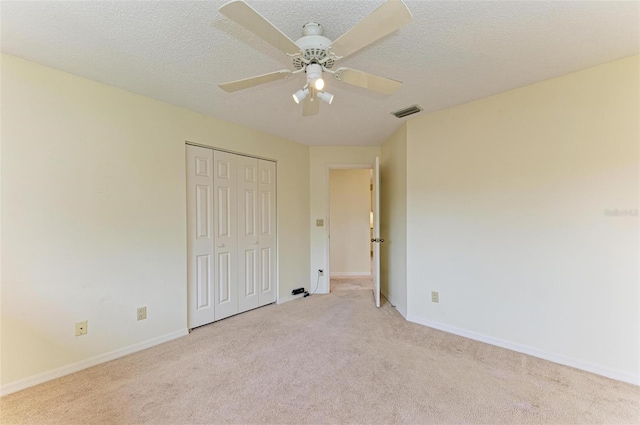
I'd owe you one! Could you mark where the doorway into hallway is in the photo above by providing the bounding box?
[328,168,373,292]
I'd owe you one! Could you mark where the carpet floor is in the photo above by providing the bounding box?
[1,281,638,424]
[331,276,374,292]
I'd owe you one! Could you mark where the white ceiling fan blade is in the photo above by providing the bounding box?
[219,0,301,55]
[219,69,293,92]
[329,0,412,59]
[333,68,402,95]
[302,96,320,117]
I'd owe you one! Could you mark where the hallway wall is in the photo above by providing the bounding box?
[329,169,371,276]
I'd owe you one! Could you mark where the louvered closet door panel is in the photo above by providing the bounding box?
[186,146,215,328]
[237,155,260,313]
[213,151,239,321]
[258,160,277,306]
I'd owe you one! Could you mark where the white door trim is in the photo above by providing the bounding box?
[185,141,277,163]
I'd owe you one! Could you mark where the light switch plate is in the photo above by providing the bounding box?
[316,219,324,227]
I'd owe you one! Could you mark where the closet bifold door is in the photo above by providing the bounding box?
[258,160,277,306]
[213,151,239,321]
[237,156,260,313]
[187,145,216,329]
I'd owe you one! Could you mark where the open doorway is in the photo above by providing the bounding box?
[328,167,374,293]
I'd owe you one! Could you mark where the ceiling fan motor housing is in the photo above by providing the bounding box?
[293,22,334,70]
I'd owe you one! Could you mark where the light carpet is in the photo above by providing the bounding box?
[1,283,639,424]
[331,276,374,292]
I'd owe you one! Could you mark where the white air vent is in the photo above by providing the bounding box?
[392,105,422,118]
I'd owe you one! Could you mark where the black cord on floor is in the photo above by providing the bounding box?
[311,272,320,295]
[305,271,321,297]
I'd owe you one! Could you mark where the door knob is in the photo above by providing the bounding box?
[371,238,385,243]
[217,243,225,248]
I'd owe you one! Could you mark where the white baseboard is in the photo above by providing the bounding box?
[277,293,305,304]
[330,272,371,277]
[406,315,639,386]
[1,329,189,397]
[381,289,407,319]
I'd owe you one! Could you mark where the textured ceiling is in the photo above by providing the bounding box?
[1,1,638,146]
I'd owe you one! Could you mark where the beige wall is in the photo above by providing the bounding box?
[380,124,408,317]
[309,146,380,292]
[405,56,639,383]
[1,54,310,390]
[329,169,371,276]
[3,49,636,392]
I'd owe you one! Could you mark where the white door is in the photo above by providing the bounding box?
[186,146,216,328]
[373,157,381,307]
[237,155,260,313]
[214,151,239,320]
[258,159,277,306]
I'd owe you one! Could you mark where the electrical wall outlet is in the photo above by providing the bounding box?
[137,306,147,321]
[318,269,324,276]
[431,291,439,303]
[75,321,88,336]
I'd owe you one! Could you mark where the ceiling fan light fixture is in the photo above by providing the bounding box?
[306,63,324,91]
[318,91,334,105]
[292,88,309,104]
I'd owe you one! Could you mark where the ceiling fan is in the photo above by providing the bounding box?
[218,0,412,116]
